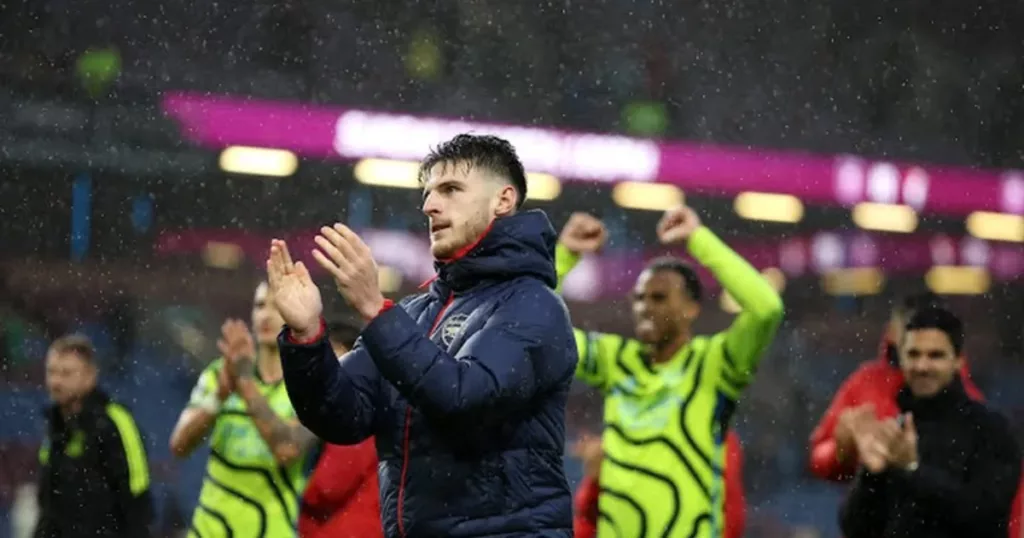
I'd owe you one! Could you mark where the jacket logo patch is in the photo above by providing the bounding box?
[440,314,469,347]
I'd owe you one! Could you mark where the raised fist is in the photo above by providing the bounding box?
[656,205,701,245]
[559,212,607,255]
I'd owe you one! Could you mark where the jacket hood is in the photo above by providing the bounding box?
[433,209,558,295]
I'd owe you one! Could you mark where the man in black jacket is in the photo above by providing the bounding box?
[35,334,153,538]
[839,307,1022,538]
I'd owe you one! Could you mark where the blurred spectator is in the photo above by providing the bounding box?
[36,334,153,538]
[839,308,1021,538]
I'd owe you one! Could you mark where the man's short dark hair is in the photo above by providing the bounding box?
[644,256,703,302]
[327,319,362,351]
[904,307,965,356]
[48,334,96,365]
[895,292,945,316]
[418,134,528,208]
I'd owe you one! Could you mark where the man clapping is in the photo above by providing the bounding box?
[269,134,577,538]
[840,308,1021,538]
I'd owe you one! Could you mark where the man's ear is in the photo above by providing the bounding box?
[494,183,518,216]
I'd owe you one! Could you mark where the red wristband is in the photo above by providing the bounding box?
[363,299,396,323]
[287,318,326,345]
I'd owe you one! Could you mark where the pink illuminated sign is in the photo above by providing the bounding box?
[162,92,1024,217]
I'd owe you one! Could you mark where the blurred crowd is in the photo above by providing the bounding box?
[2,0,1024,167]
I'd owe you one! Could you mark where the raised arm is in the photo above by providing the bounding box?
[554,215,624,393]
[170,364,230,458]
[357,287,576,418]
[267,239,381,446]
[234,374,318,464]
[681,222,783,391]
[217,319,319,464]
[279,327,380,445]
[556,243,624,392]
[554,212,607,294]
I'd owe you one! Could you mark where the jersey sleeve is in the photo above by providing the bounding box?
[574,329,627,393]
[35,436,54,538]
[555,244,627,393]
[102,403,154,537]
[186,360,222,410]
[554,244,580,293]
[688,227,784,397]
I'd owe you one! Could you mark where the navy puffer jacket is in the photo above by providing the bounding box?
[281,210,576,538]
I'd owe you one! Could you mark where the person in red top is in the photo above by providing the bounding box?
[809,292,1023,538]
[299,319,384,538]
[571,430,747,538]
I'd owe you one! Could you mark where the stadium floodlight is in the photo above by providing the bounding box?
[612,182,684,211]
[851,202,918,233]
[965,211,1024,243]
[218,146,299,178]
[524,173,561,201]
[378,265,404,293]
[202,241,244,269]
[734,192,804,223]
[353,158,561,201]
[821,267,885,296]
[925,265,990,295]
[354,159,421,189]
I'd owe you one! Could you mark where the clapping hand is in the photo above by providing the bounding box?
[559,213,608,255]
[851,414,893,474]
[886,413,919,470]
[835,404,875,461]
[853,415,914,474]
[267,239,323,339]
[312,224,385,322]
[656,205,702,245]
[215,361,235,401]
[217,319,257,382]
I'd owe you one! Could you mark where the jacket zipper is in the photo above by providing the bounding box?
[397,293,455,538]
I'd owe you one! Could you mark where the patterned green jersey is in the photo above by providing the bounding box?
[556,227,784,538]
[186,359,310,538]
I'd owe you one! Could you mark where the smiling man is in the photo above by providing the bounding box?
[555,208,783,538]
[840,307,1022,538]
[273,134,577,538]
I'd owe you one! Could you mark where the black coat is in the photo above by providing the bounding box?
[839,377,1022,538]
[35,389,153,538]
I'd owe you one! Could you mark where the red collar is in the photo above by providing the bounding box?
[418,220,496,289]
